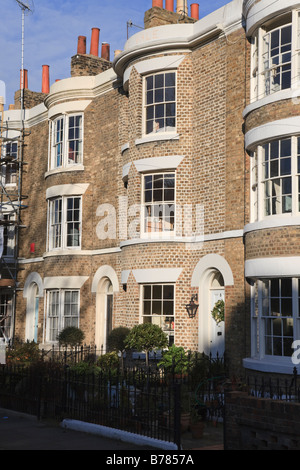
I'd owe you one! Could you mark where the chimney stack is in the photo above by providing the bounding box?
[90,27,100,56]
[77,36,87,54]
[42,65,50,94]
[152,0,163,7]
[176,0,188,15]
[20,69,28,90]
[165,0,174,11]
[101,42,110,61]
[190,3,199,20]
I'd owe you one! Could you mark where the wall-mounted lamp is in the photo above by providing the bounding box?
[185,294,198,318]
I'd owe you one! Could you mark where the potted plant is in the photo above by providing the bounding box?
[189,397,206,439]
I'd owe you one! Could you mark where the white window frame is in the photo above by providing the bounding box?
[141,171,176,237]
[252,135,300,221]
[50,113,83,170]
[48,195,82,251]
[251,278,300,361]
[250,10,300,103]
[46,289,80,343]
[140,283,175,345]
[143,71,177,137]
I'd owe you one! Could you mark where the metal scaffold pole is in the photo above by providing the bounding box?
[0,0,32,344]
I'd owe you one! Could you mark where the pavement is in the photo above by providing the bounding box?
[0,407,224,452]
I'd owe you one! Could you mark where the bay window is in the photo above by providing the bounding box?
[250,10,300,102]
[142,284,174,345]
[47,289,79,342]
[142,172,175,234]
[144,72,176,135]
[251,136,300,220]
[50,114,83,169]
[48,196,81,250]
[252,278,300,359]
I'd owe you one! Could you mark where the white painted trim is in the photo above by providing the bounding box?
[135,132,179,146]
[245,257,300,278]
[122,162,131,181]
[244,216,300,234]
[44,276,88,289]
[23,272,44,298]
[243,357,300,374]
[134,155,184,173]
[45,165,84,179]
[121,270,130,284]
[91,265,119,293]
[244,0,300,36]
[61,419,178,450]
[18,257,44,264]
[243,88,297,118]
[245,117,300,150]
[123,55,185,89]
[43,247,121,258]
[120,230,243,248]
[132,268,182,284]
[191,254,234,287]
[46,183,89,199]
[48,100,92,120]
[121,142,130,154]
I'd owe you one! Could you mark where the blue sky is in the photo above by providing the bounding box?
[0,0,229,109]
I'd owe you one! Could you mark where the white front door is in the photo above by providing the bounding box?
[210,289,225,358]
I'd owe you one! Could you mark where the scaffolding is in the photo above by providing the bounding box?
[0,101,28,343]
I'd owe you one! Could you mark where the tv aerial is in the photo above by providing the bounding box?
[14,0,34,115]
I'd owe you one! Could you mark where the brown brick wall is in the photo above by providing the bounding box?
[225,391,300,450]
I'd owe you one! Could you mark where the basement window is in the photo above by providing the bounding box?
[50,114,83,170]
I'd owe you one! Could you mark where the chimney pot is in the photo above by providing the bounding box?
[90,27,100,56]
[165,0,174,11]
[101,42,110,61]
[152,0,163,7]
[77,36,87,54]
[190,3,199,20]
[42,65,50,94]
[20,69,28,90]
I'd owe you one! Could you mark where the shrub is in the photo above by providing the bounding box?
[158,344,190,374]
[107,326,130,353]
[57,327,85,349]
[6,341,40,365]
[124,323,168,366]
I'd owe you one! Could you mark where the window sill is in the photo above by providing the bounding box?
[243,357,299,374]
[45,164,84,178]
[135,132,179,147]
[244,215,300,234]
[243,88,296,118]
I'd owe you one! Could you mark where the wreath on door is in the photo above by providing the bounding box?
[211,299,225,325]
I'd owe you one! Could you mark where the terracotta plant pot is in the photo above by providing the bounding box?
[190,421,205,439]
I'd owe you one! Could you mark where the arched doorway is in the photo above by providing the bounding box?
[191,254,234,358]
[24,273,43,343]
[95,278,114,354]
[92,266,119,354]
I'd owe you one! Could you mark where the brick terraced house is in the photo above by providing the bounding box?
[1,0,300,378]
